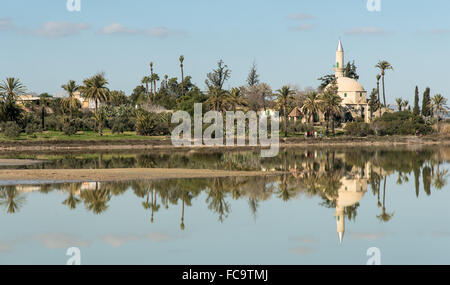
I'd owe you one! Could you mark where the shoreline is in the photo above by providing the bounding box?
[0,135,448,152]
[0,168,285,184]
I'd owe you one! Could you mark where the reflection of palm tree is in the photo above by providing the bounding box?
[206,178,230,222]
[376,177,394,222]
[150,188,161,223]
[275,175,296,202]
[80,183,111,215]
[433,169,448,190]
[0,186,26,214]
[62,183,82,210]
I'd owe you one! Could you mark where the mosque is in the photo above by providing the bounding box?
[290,40,373,124]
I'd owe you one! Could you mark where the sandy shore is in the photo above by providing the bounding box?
[0,168,285,183]
[0,159,46,166]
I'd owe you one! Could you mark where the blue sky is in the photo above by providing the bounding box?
[0,0,449,105]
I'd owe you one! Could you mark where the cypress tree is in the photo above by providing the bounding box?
[422,87,431,117]
[413,86,420,115]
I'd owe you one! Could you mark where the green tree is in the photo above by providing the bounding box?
[247,62,260,87]
[368,88,380,120]
[0,78,25,123]
[413,86,420,115]
[421,87,431,117]
[431,94,448,132]
[141,76,151,101]
[229,87,247,112]
[344,61,359,80]
[39,93,52,130]
[395,98,403,111]
[275,86,295,137]
[179,55,185,95]
[375,61,393,107]
[61,80,80,120]
[320,81,342,135]
[80,74,110,133]
[301,91,320,123]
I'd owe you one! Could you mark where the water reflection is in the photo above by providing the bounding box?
[0,148,448,246]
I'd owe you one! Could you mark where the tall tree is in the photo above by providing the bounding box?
[275,86,295,137]
[0,78,26,122]
[229,87,247,112]
[432,94,448,121]
[247,62,260,87]
[149,62,154,96]
[422,87,432,117]
[320,81,342,135]
[151,73,160,99]
[344,61,359,80]
[80,74,110,134]
[301,92,320,123]
[368,88,380,120]
[61,80,80,120]
[375,61,393,107]
[39,93,52,130]
[413,86,420,115]
[179,55,185,95]
[395,98,403,111]
[141,76,151,101]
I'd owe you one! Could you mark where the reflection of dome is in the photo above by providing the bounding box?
[336,190,365,208]
[326,77,365,93]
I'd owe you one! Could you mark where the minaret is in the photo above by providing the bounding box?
[334,40,344,78]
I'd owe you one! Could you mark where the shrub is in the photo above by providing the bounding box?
[344,121,373,137]
[372,111,434,136]
[63,120,79,136]
[2,121,22,138]
[25,124,41,135]
[135,111,170,136]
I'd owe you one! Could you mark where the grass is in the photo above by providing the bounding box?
[0,130,168,142]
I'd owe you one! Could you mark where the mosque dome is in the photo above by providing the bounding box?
[325,77,366,93]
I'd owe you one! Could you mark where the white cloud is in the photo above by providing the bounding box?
[0,18,13,30]
[34,233,91,249]
[101,235,141,247]
[287,13,315,21]
[345,27,386,35]
[34,22,90,37]
[349,232,386,240]
[289,24,315,32]
[100,23,140,35]
[145,27,171,38]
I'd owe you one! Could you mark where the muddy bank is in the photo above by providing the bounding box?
[0,168,285,184]
[0,135,448,152]
[0,159,46,166]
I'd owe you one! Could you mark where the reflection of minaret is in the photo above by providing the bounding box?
[332,178,367,245]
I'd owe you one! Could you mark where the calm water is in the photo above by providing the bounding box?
[0,147,449,265]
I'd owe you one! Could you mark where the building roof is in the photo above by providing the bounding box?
[288,107,302,117]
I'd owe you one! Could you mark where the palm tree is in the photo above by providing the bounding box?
[432,94,448,121]
[179,55,185,95]
[92,107,107,136]
[61,80,80,119]
[80,74,110,112]
[0,77,26,102]
[229,87,247,112]
[395,98,403,111]
[402,100,409,111]
[39,93,52,130]
[301,92,320,123]
[206,87,231,112]
[375,61,394,107]
[275,86,295,137]
[320,82,342,135]
[150,73,160,99]
[141,76,152,101]
[149,62,154,96]
[80,74,110,133]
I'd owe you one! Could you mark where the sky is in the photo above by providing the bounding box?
[0,0,449,105]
